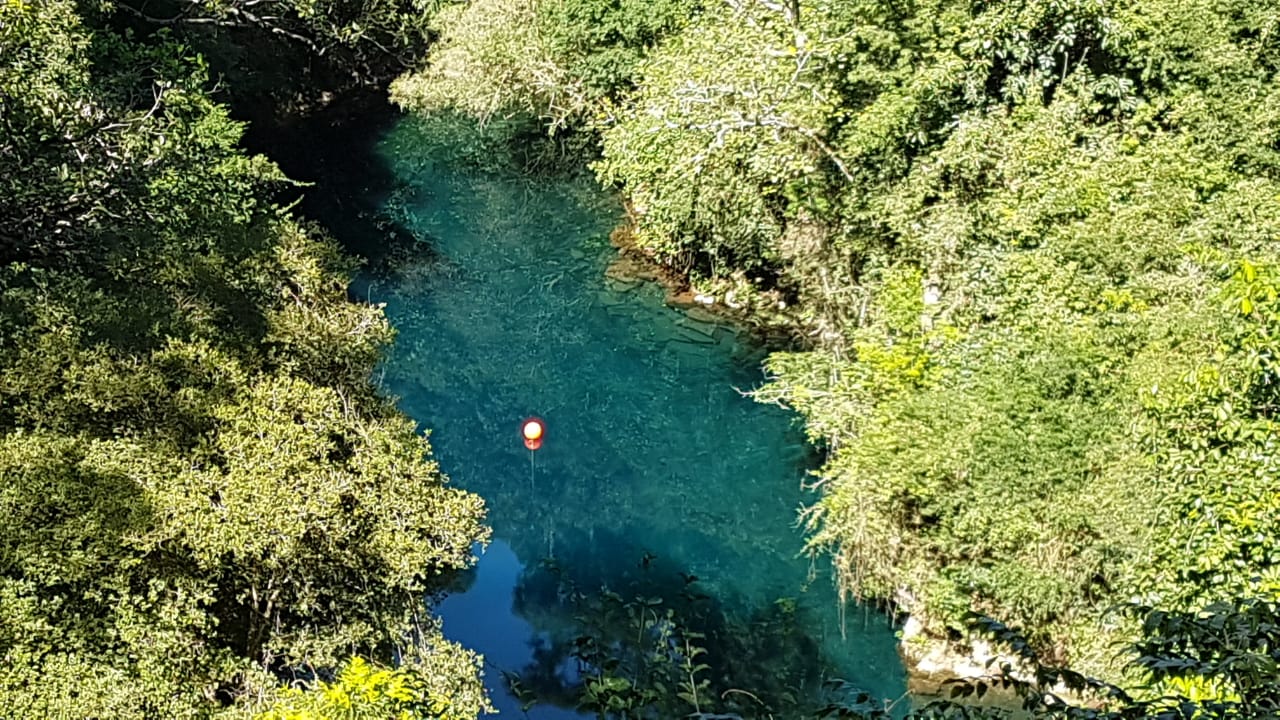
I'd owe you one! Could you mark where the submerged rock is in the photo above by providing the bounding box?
[683,306,722,326]
[605,254,662,285]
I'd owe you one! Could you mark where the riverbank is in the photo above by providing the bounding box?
[605,218,804,350]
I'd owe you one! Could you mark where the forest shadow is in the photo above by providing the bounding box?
[238,86,444,284]
[0,444,158,624]
[501,524,887,718]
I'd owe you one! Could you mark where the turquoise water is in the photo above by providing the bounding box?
[355,118,907,717]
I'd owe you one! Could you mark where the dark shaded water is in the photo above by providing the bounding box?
[334,116,908,717]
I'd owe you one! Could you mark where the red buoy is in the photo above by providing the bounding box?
[522,417,544,451]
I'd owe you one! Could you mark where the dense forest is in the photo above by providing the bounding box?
[5,0,1280,717]
[0,0,490,716]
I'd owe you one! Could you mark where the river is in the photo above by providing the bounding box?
[268,108,908,717]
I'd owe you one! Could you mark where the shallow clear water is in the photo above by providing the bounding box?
[355,118,907,717]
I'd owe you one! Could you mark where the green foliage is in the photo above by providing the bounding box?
[104,0,443,69]
[595,0,862,279]
[1129,599,1280,714]
[251,654,488,720]
[0,0,489,716]
[390,0,697,137]
[930,602,1280,719]
[1,0,284,267]
[1130,256,1280,612]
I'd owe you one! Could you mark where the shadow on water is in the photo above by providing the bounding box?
[503,537,884,717]
[238,88,444,280]
[257,105,909,717]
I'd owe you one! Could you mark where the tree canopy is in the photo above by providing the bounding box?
[0,0,488,715]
